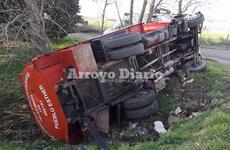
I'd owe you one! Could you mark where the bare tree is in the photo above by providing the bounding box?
[114,0,123,27]
[177,0,202,15]
[1,0,81,54]
[129,0,134,25]
[1,0,50,53]
[146,0,165,23]
[24,0,50,53]
[155,0,164,10]
[146,0,155,23]
[101,0,112,31]
[178,0,183,15]
[138,0,147,23]
[92,0,112,31]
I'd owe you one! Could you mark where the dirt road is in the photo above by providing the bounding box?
[200,48,230,67]
[68,32,101,40]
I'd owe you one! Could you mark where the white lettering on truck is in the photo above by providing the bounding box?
[39,85,60,129]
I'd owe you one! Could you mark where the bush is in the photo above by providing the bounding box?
[0,0,83,39]
[44,0,83,38]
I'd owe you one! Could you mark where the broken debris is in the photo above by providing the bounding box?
[154,121,167,134]
[188,112,199,119]
[183,78,194,87]
[175,106,182,115]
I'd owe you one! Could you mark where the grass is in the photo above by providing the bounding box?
[200,31,230,50]
[124,109,230,150]
[51,37,84,50]
[0,46,35,114]
[84,17,114,30]
[0,37,230,149]
[118,61,230,150]
[155,61,228,116]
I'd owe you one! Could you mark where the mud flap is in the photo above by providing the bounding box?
[77,110,109,150]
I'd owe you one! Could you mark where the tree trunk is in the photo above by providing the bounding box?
[24,0,50,53]
[115,0,123,27]
[178,0,183,15]
[129,0,134,25]
[101,0,109,31]
[138,0,147,23]
[155,0,164,10]
[146,0,155,23]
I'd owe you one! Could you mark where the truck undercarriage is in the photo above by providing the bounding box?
[18,12,205,148]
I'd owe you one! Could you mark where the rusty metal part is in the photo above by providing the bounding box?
[154,72,166,92]
[164,60,174,69]
[143,37,177,52]
[164,67,174,77]
[129,56,139,70]
[71,44,98,72]
[140,48,177,70]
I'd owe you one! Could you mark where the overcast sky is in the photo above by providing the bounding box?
[80,0,230,32]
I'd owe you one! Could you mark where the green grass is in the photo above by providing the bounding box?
[84,17,114,30]
[118,61,230,150]
[200,31,230,50]
[156,61,229,116]
[0,46,35,113]
[51,37,84,50]
[123,109,230,150]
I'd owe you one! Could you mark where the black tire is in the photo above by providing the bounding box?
[99,31,128,40]
[142,29,169,48]
[184,12,204,28]
[106,43,144,60]
[188,59,207,72]
[122,90,156,110]
[124,100,158,119]
[103,32,142,49]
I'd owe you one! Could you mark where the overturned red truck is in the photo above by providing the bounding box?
[18,13,205,148]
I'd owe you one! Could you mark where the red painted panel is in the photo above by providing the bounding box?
[143,22,170,33]
[21,66,71,142]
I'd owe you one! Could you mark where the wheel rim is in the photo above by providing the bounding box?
[184,13,200,21]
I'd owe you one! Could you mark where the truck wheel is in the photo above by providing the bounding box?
[122,90,156,110]
[184,12,204,28]
[188,59,207,72]
[103,32,142,49]
[142,29,169,48]
[102,31,128,39]
[124,100,158,119]
[106,43,144,60]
